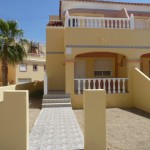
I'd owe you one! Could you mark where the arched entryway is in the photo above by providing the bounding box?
[74,52,128,94]
[140,53,150,77]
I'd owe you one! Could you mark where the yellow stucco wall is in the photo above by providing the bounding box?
[46,27,65,90]
[0,81,43,102]
[84,90,106,150]
[47,54,65,90]
[71,92,132,109]
[65,28,150,50]
[16,62,45,83]
[0,90,29,150]
[133,68,150,113]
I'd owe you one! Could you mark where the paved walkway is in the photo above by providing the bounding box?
[29,107,84,150]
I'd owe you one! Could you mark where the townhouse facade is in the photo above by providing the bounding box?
[46,0,150,108]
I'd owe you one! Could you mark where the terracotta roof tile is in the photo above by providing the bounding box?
[47,20,63,27]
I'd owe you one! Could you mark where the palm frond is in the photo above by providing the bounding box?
[0,19,9,37]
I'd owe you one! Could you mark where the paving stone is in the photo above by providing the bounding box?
[29,107,84,150]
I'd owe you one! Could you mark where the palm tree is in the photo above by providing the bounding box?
[0,19,27,86]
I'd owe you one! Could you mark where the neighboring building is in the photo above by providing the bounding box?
[46,0,150,108]
[16,41,46,84]
[0,41,46,85]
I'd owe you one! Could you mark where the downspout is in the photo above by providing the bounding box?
[59,0,62,20]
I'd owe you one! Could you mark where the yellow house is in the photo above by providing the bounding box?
[16,41,46,84]
[46,0,150,108]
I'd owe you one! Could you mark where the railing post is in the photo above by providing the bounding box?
[78,79,81,94]
[44,72,48,95]
[88,79,91,89]
[130,14,135,30]
[118,79,121,93]
[65,11,69,27]
[122,79,126,93]
[108,79,111,93]
[113,79,116,93]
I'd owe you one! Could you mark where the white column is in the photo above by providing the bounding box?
[65,11,69,27]
[98,79,101,89]
[118,79,121,93]
[123,20,125,28]
[103,19,105,28]
[88,79,91,89]
[113,79,116,93]
[115,20,117,28]
[103,79,106,90]
[108,79,111,94]
[111,19,113,28]
[127,20,130,28]
[99,19,101,28]
[130,14,135,30]
[122,79,126,93]
[78,79,81,94]
[44,72,48,95]
[93,79,96,89]
[119,20,121,28]
[70,18,73,27]
[78,18,80,27]
[83,79,86,90]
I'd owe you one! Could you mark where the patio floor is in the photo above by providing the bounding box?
[74,108,150,150]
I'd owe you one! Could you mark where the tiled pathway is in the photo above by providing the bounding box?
[29,107,84,150]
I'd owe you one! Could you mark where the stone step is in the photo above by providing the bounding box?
[43,94,70,99]
[42,103,71,108]
[42,98,71,103]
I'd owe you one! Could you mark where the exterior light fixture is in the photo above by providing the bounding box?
[100,37,104,40]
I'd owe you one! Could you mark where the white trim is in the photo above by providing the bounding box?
[62,1,150,14]
[66,47,72,54]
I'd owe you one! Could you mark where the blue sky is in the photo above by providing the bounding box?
[0,0,149,43]
[0,0,59,43]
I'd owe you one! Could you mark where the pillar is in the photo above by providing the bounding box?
[84,89,106,150]
[65,59,74,95]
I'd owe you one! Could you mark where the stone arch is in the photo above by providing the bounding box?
[74,52,127,79]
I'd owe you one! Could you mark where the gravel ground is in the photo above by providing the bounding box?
[74,108,150,150]
[29,97,42,131]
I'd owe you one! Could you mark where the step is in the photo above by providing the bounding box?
[42,98,71,103]
[42,103,72,108]
[43,94,70,99]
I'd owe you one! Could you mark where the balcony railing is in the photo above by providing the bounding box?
[65,11,150,30]
[74,78,128,94]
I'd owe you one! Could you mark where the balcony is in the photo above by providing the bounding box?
[65,11,150,30]
[26,53,46,62]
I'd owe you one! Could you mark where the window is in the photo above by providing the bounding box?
[18,78,31,84]
[19,64,27,72]
[33,64,38,71]
[94,59,113,77]
[94,70,112,76]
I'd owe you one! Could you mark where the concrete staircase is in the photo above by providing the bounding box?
[42,92,71,108]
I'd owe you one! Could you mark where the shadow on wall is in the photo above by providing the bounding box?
[16,81,44,97]
[0,81,43,102]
